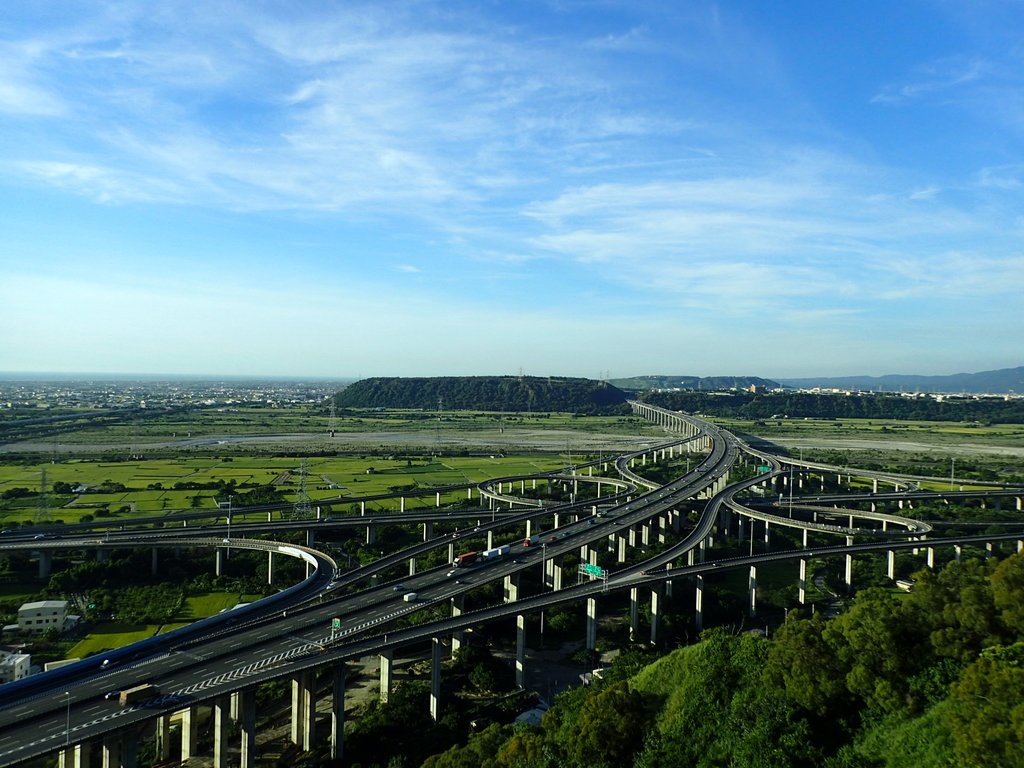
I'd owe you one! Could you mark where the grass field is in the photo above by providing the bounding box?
[63,591,265,660]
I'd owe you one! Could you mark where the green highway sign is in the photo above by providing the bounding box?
[757,465,772,474]
[578,563,605,577]
[331,617,342,630]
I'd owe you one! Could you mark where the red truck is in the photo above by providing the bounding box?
[453,551,481,567]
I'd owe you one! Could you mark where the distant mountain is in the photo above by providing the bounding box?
[777,366,1024,395]
[334,376,629,413]
[609,375,781,392]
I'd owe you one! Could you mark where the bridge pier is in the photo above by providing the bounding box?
[887,550,896,581]
[379,650,394,703]
[430,637,443,721]
[504,573,519,603]
[38,550,52,579]
[650,587,661,645]
[213,695,230,768]
[798,558,807,605]
[748,566,757,617]
[151,547,158,576]
[408,558,417,576]
[451,595,465,657]
[586,597,598,650]
[617,535,627,564]
[695,574,704,632]
[267,550,274,585]
[422,521,433,541]
[366,525,376,545]
[58,745,85,768]
[239,689,257,768]
[630,587,639,640]
[331,664,346,762]
[845,537,854,589]
[179,705,198,761]
[516,614,526,688]
[291,670,315,751]
[154,715,170,763]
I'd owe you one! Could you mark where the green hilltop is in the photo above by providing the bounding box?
[334,375,630,414]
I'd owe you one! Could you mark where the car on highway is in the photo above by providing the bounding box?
[446,569,457,577]
[103,690,119,701]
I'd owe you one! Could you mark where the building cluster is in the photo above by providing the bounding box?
[0,600,84,683]
[0,377,350,411]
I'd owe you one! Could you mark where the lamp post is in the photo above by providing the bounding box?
[64,691,71,746]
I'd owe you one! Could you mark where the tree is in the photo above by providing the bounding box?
[992,553,1024,635]
[946,642,1024,768]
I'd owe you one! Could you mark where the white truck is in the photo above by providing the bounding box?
[481,544,511,561]
[403,592,418,602]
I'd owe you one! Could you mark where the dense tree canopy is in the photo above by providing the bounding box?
[335,376,629,414]
[644,391,1024,423]
[418,553,1024,768]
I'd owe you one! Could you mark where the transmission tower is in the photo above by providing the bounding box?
[291,459,313,520]
[329,398,337,438]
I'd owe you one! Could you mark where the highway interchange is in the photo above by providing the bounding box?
[0,403,1022,766]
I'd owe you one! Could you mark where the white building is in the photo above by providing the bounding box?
[0,650,31,683]
[17,600,69,634]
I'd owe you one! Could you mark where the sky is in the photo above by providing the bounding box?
[2,1,1023,380]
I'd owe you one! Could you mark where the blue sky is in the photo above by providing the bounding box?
[2,1,1023,380]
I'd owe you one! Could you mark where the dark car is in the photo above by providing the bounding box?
[103,690,119,701]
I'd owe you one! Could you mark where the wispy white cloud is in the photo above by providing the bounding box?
[872,56,988,104]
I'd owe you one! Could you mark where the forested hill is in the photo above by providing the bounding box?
[644,391,1024,423]
[334,376,629,413]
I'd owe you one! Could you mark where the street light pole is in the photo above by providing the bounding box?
[64,691,71,746]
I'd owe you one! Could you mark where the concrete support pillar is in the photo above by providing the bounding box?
[628,525,637,548]
[695,574,704,632]
[151,547,158,576]
[155,714,171,762]
[504,573,519,604]
[927,547,935,569]
[400,496,406,513]
[658,515,667,544]
[430,637,443,721]
[525,519,533,539]
[845,536,854,588]
[213,695,230,768]
[58,745,85,768]
[436,491,442,507]
[330,665,346,763]
[641,523,651,547]
[422,521,433,541]
[180,705,198,761]
[516,613,526,688]
[617,535,627,564]
[101,735,119,768]
[586,597,598,650]
[267,550,274,585]
[748,566,757,617]
[487,530,494,550]
[306,528,315,548]
[887,550,896,581]
[379,650,393,703]
[291,670,315,751]
[360,500,367,515]
[38,550,52,579]
[408,558,417,576]
[448,541,455,564]
[239,688,257,768]
[798,558,807,605]
[763,520,770,547]
[650,587,661,646]
[955,544,962,562]
[802,528,809,548]
[451,595,465,657]
[553,562,563,591]
[630,587,639,641]
[366,525,376,545]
